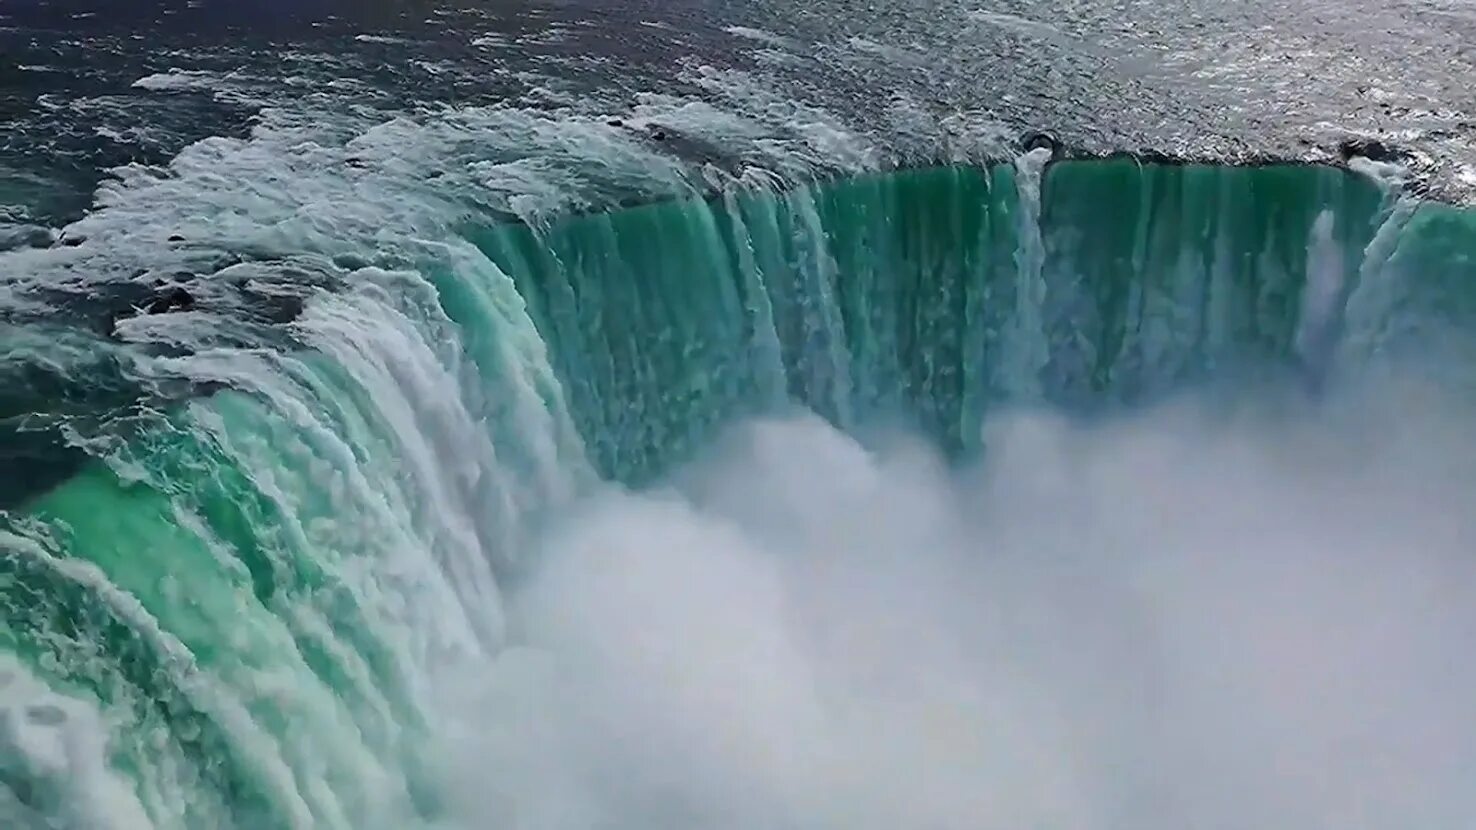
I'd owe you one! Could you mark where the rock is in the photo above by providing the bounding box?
[144,286,196,315]
[1021,130,1059,154]
[0,225,54,252]
[332,253,371,271]
[105,285,197,337]
[1338,137,1394,162]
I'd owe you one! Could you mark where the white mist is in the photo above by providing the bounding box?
[446,376,1476,830]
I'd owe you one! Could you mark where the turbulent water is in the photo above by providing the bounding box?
[5,2,1476,829]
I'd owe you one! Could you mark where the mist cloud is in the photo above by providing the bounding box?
[448,377,1476,830]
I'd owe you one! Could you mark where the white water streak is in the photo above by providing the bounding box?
[1341,156,1419,362]
[1296,210,1346,376]
[1000,146,1054,399]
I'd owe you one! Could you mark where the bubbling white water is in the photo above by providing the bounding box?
[450,375,1476,830]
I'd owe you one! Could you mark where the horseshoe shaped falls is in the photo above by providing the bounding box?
[4,1,1476,827]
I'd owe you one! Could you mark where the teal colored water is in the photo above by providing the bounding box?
[479,161,1469,479]
[3,159,1476,829]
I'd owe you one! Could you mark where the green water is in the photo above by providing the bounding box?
[478,161,1463,480]
[3,159,1475,829]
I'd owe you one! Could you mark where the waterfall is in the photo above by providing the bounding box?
[4,154,1476,829]
[999,145,1054,400]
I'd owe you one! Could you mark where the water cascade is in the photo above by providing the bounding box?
[4,156,1476,829]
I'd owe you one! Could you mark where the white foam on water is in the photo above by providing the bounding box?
[131,72,218,92]
[1,60,892,316]
[682,65,881,173]
[723,25,796,48]
[0,655,153,830]
[130,70,262,106]
[847,36,929,68]
[965,9,1067,42]
[1346,155,1410,192]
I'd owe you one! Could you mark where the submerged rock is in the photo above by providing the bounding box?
[24,705,66,727]
[103,285,197,337]
[144,286,197,315]
[1339,137,1395,162]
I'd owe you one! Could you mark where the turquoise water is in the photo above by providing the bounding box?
[4,158,1476,828]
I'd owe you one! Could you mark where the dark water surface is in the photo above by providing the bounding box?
[3,0,1473,232]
